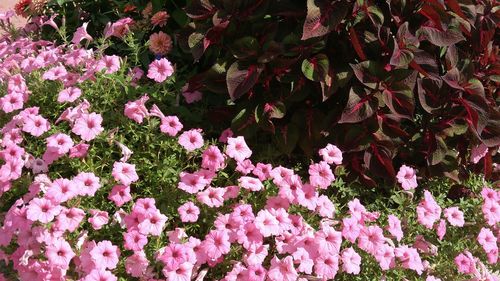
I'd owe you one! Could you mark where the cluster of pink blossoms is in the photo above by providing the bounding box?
[0,13,499,281]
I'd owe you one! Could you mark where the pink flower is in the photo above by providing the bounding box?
[72,22,93,45]
[22,115,50,137]
[138,210,168,236]
[96,55,121,74]
[387,214,404,242]
[147,58,174,83]
[124,94,149,123]
[104,17,134,39]
[454,252,475,274]
[397,165,418,190]
[55,207,85,232]
[182,85,203,104]
[317,225,342,254]
[43,66,68,81]
[178,129,204,151]
[482,199,500,226]
[83,269,118,281]
[444,207,465,227]
[124,231,148,251]
[45,238,75,269]
[88,209,109,230]
[108,185,132,207]
[308,161,335,189]
[471,143,488,164]
[74,172,101,196]
[436,219,447,240]
[477,227,497,252]
[178,202,200,222]
[318,143,342,165]
[164,261,193,281]
[226,136,252,162]
[268,256,298,281]
[90,240,120,270]
[1,92,24,113]
[238,176,263,192]
[26,197,62,223]
[358,225,385,255]
[72,112,104,141]
[342,216,361,243]
[203,230,230,259]
[314,254,339,279]
[341,247,361,274]
[416,190,441,229]
[374,244,395,270]
[201,145,225,171]
[112,161,139,186]
[177,171,210,194]
[395,245,424,275]
[125,251,149,277]
[254,209,280,237]
[160,116,183,137]
[69,143,90,158]
[197,187,225,208]
[219,128,233,143]
[252,163,272,181]
[57,87,82,103]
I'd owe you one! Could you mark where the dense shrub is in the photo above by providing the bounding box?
[16,0,500,186]
[178,0,500,186]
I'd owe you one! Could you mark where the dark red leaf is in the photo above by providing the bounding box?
[226,62,263,101]
[339,87,377,123]
[302,0,349,40]
[349,27,367,61]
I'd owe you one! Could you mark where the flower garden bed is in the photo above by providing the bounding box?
[0,1,499,281]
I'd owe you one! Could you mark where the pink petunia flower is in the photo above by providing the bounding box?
[444,207,465,227]
[147,58,174,83]
[108,185,132,207]
[178,129,204,151]
[416,190,441,229]
[218,128,233,143]
[26,197,62,223]
[72,22,93,44]
[203,230,231,260]
[178,201,200,223]
[112,161,139,186]
[254,209,280,237]
[58,87,82,103]
[22,114,50,137]
[125,251,149,277]
[124,94,149,123]
[454,252,475,274]
[477,227,498,253]
[90,240,120,270]
[96,55,121,74]
[226,136,252,162]
[318,143,342,165]
[308,161,335,189]
[123,230,148,251]
[201,145,225,171]
[72,112,104,142]
[387,214,404,242]
[45,238,75,269]
[341,247,361,274]
[88,209,109,230]
[268,256,298,281]
[396,165,418,190]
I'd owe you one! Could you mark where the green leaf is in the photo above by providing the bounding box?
[172,9,189,26]
[301,54,329,82]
